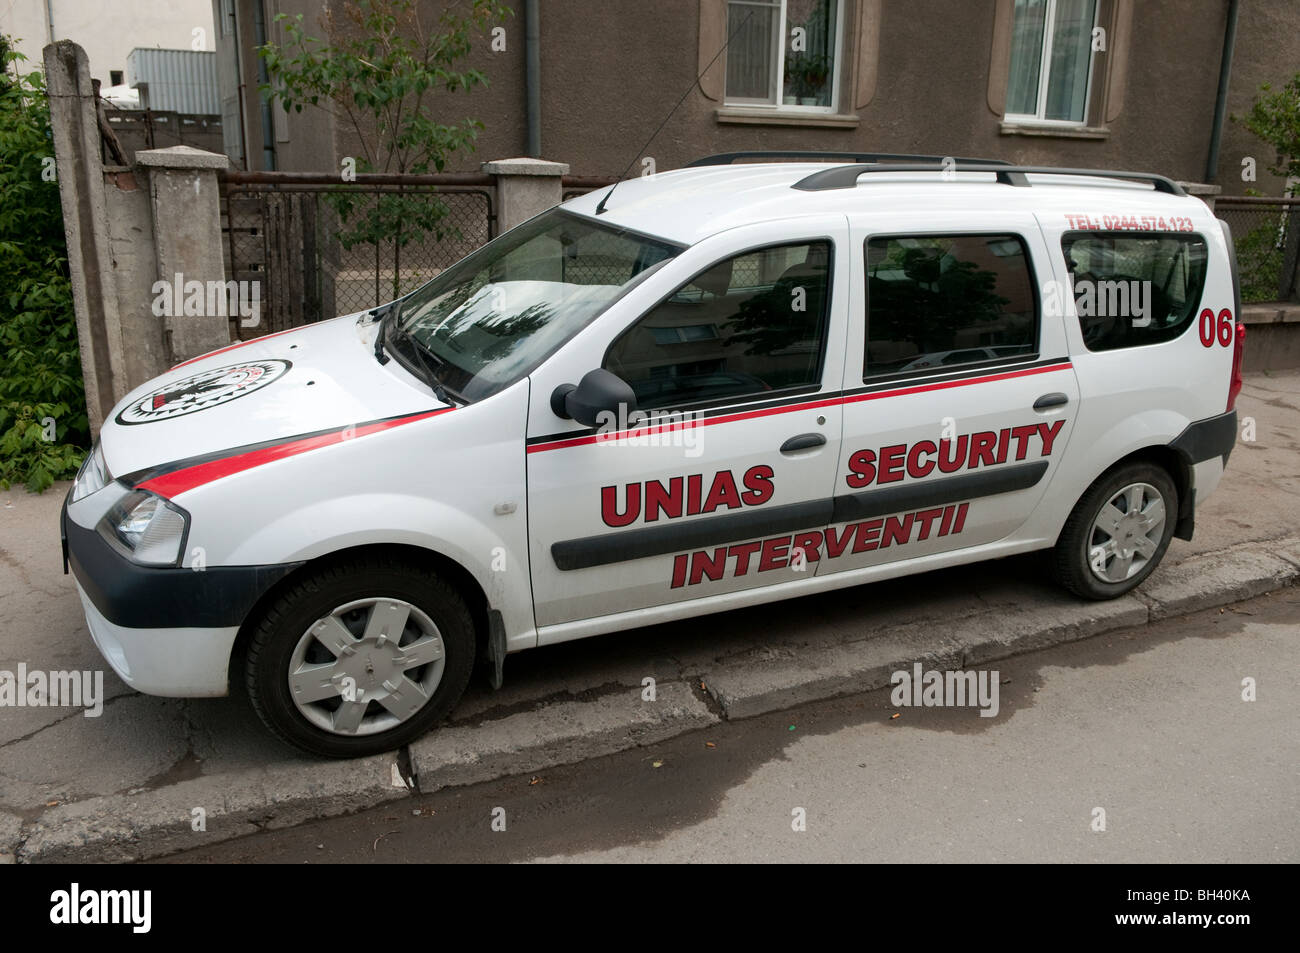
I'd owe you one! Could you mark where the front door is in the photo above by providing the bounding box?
[527,219,852,633]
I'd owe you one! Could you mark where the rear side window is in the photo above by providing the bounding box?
[605,241,831,409]
[865,234,1038,378]
[1061,232,1208,351]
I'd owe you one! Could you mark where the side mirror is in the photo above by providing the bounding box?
[551,369,637,428]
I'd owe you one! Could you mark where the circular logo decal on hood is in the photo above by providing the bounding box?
[116,359,292,425]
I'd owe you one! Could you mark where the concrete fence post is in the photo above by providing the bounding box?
[482,157,570,233]
[43,40,128,434]
[134,146,234,364]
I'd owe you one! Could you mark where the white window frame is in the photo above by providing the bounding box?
[1004,0,1099,127]
[723,0,846,113]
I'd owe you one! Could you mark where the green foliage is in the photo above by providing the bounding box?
[0,38,88,492]
[1234,218,1286,303]
[258,0,509,297]
[1234,73,1300,191]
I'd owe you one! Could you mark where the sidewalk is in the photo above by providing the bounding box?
[2,370,1298,862]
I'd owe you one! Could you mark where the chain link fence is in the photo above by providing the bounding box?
[1217,197,1300,304]
[221,173,496,339]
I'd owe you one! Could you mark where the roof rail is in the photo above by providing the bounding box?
[687,151,1012,167]
[792,162,1187,196]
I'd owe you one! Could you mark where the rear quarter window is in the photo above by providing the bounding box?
[1061,232,1209,351]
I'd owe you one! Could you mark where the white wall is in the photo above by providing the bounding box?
[2,0,215,87]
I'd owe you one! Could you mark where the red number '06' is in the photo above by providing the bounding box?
[1200,308,1233,347]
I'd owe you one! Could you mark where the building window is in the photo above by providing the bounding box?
[1005,0,1098,124]
[109,70,124,87]
[724,0,843,110]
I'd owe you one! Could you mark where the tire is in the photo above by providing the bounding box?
[1052,461,1178,601]
[245,554,476,758]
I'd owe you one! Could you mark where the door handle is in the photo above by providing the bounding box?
[780,433,826,454]
[1033,392,1069,411]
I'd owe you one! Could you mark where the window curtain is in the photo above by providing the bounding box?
[1007,0,1047,116]
[726,1,780,102]
[1044,0,1096,121]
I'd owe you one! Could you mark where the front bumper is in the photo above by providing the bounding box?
[74,580,239,696]
[62,492,302,696]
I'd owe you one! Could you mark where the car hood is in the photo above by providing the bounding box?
[99,314,451,484]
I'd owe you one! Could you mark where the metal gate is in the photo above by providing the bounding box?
[220,172,496,338]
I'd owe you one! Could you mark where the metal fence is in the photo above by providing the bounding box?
[220,172,496,339]
[1217,196,1300,304]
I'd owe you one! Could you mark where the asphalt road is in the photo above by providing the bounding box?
[159,588,1300,864]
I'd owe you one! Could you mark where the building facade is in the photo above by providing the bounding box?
[213,0,1298,197]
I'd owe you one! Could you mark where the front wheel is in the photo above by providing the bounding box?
[1053,462,1178,600]
[245,555,476,758]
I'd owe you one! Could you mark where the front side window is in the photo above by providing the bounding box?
[394,210,680,402]
[1006,0,1098,123]
[606,241,832,409]
[865,234,1038,377]
[725,0,842,109]
[1062,233,1209,351]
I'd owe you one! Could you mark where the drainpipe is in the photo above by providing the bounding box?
[45,0,56,45]
[1204,0,1239,183]
[228,1,250,170]
[252,0,277,171]
[525,0,540,158]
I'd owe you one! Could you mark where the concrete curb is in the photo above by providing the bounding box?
[0,811,21,864]
[13,537,1298,863]
[411,680,717,791]
[19,753,411,863]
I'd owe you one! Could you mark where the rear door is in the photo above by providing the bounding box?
[817,210,1080,578]
[526,217,851,634]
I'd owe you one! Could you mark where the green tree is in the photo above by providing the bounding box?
[1234,73,1300,193]
[258,0,509,298]
[1232,74,1300,301]
[0,37,88,492]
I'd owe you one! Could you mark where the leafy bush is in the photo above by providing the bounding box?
[1234,73,1300,187]
[0,38,88,492]
[1234,218,1287,303]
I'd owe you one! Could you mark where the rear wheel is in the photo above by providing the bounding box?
[1053,462,1177,600]
[245,555,475,758]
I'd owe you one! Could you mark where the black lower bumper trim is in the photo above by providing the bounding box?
[64,499,302,629]
[1170,409,1238,466]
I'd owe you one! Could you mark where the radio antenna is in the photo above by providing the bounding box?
[595,10,755,215]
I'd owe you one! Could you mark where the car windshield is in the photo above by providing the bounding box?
[393,209,681,402]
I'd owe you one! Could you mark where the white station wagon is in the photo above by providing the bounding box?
[63,154,1245,756]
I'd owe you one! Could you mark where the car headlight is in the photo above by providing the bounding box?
[98,490,190,566]
[71,442,111,502]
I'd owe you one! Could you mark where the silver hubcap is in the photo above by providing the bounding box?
[1088,482,1166,584]
[288,597,445,736]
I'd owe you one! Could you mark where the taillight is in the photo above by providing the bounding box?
[1227,322,1246,412]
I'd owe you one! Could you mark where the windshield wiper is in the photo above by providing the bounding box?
[370,301,400,365]
[394,324,459,407]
